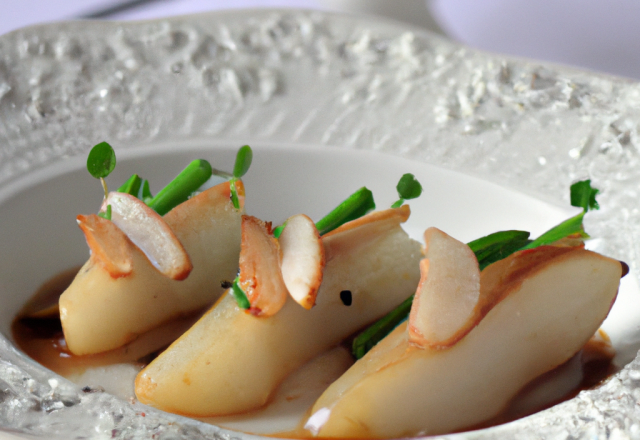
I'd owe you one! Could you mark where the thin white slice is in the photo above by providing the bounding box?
[408,227,481,348]
[279,214,325,309]
[104,192,192,280]
[307,246,623,438]
[135,207,422,417]
[60,181,242,355]
[239,215,288,317]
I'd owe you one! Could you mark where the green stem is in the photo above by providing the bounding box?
[230,178,241,210]
[117,174,142,196]
[468,230,531,270]
[98,204,112,220]
[100,177,109,199]
[352,294,413,359]
[273,223,286,238]
[520,212,586,250]
[139,179,153,204]
[315,187,375,236]
[232,276,250,309]
[147,159,213,215]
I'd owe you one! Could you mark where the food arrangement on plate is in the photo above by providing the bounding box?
[13,142,626,438]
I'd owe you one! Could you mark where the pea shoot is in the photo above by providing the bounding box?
[230,145,253,210]
[391,173,422,208]
[87,141,116,220]
[520,178,599,250]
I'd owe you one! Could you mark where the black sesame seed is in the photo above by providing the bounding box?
[221,280,233,289]
[340,290,352,306]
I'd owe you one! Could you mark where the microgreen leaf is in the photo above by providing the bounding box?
[147,159,212,216]
[396,173,422,200]
[233,145,253,178]
[315,187,375,236]
[232,276,250,309]
[391,174,422,208]
[87,142,116,179]
[117,174,142,197]
[570,179,600,212]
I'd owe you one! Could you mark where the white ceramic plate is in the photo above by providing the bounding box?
[2,8,640,440]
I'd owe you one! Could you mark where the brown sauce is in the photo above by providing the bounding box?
[12,269,619,438]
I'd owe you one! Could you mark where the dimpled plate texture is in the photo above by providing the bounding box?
[1,8,640,440]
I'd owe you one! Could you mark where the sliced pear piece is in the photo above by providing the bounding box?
[408,227,481,348]
[239,216,288,317]
[307,246,623,438]
[104,192,192,280]
[59,181,242,356]
[135,207,422,417]
[279,214,325,309]
[77,213,133,278]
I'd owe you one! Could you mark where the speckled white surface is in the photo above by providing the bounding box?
[1,9,640,440]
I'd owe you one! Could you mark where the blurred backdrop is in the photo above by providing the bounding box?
[3,0,640,80]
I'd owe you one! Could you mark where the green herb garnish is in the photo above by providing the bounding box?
[146,159,213,216]
[273,223,286,239]
[232,276,250,309]
[520,212,587,250]
[117,174,142,196]
[139,179,153,204]
[391,173,422,208]
[351,179,600,359]
[315,187,375,236]
[520,178,599,250]
[97,204,112,221]
[570,179,599,212]
[352,294,413,359]
[230,145,253,210]
[468,230,532,270]
[233,145,253,179]
[273,186,376,238]
[87,141,116,198]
